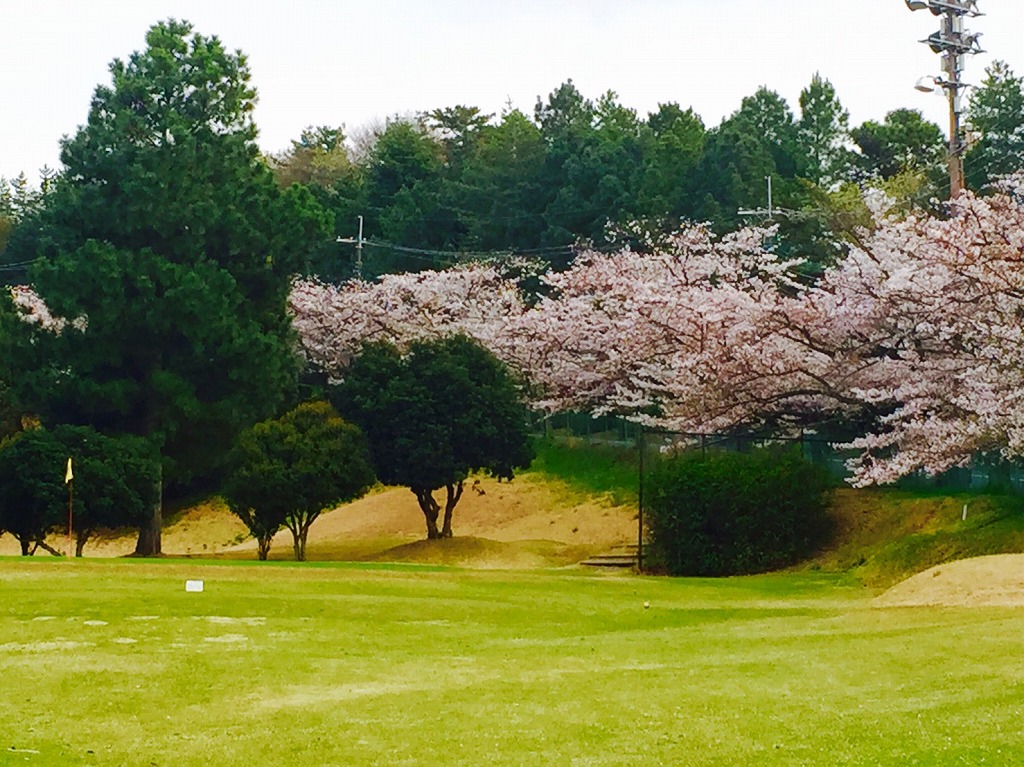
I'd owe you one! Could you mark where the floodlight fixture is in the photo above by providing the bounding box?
[904,0,983,16]
[922,29,984,55]
[962,32,984,52]
[905,0,984,197]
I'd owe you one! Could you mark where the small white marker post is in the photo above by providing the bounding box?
[962,503,969,521]
[185,580,204,593]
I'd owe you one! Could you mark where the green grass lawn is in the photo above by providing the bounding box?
[529,437,639,506]
[812,489,1024,587]
[2,559,1022,766]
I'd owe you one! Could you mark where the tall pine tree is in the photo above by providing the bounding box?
[964,61,1024,191]
[797,73,855,187]
[14,20,330,555]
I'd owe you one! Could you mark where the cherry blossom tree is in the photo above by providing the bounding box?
[289,174,1024,489]
[289,263,526,382]
[8,285,85,334]
[543,176,1024,487]
[506,224,807,431]
[288,226,828,434]
[802,172,1024,484]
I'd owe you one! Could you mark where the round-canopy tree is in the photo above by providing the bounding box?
[0,428,68,555]
[0,425,156,556]
[7,20,331,556]
[223,401,375,561]
[334,335,534,539]
[54,426,160,556]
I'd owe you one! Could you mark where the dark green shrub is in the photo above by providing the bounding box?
[0,425,158,556]
[223,401,376,561]
[644,448,833,576]
[334,336,533,540]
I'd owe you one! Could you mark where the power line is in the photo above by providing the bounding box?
[335,232,578,266]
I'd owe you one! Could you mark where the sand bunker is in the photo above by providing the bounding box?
[874,554,1024,607]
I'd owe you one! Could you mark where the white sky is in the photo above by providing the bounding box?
[2,0,1022,182]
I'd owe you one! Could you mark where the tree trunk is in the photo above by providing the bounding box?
[291,528,307,561]
[135,459,162,557]
[257,535,272,561]
[75,529,91,558]
[285,518,304,561]
[413,488,442,539]
[35,540,65,557]
[285,512,318,562]
[19,537,30,556]
[440,481,464,538]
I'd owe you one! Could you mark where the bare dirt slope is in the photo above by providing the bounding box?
[245,474,637,566]
[283,476,634,545]
[0,475,638,567]
[874,554,1024,607]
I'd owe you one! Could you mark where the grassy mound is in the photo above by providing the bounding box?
[0,466,639,566]
[875,553,1024,607]
[527,437,638,506]
[362,536,595,569]
[4,438,1023,583]
[806,488,1024,587]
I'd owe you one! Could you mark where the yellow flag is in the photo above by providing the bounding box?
[65,457,73,484]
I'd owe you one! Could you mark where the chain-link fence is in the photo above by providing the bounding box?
[539,412,1024,494]
[538,413,1024,571]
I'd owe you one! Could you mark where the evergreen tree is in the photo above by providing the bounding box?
[0,427,67,555]
[797,73,855,187]
[0,173,44,259]
[55,426,161,557]
[12,20,331,555]
[458,108,548,252]
[535,81,598,253]
[851,109,945,184]
[334,336,533,540]
[424,105,492,172]
[535,84,650,259]
[361,118,462,271]
[694,88,801,230]
[639,103,706,224]
[964,60,1024,191]
[223,401,375,561]
[271,125,352,189]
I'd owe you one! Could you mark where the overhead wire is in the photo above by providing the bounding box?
[0,259,37,270]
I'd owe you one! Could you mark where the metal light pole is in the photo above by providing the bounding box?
[906,0,984,197]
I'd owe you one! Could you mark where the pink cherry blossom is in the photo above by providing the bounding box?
[8,285,86,333]
[289,263,526,382]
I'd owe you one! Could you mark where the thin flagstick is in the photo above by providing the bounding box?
[65,457,73,559]
[67,479,73,558]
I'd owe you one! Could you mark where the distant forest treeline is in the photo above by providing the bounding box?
[4,64,1024,281]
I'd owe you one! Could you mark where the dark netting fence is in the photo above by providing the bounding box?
[537,411,1024,494]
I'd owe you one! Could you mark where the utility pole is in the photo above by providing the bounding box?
[355,215,364,278]
[906,0,984,197]
[738,176,777,220]
[336,215,365,278]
